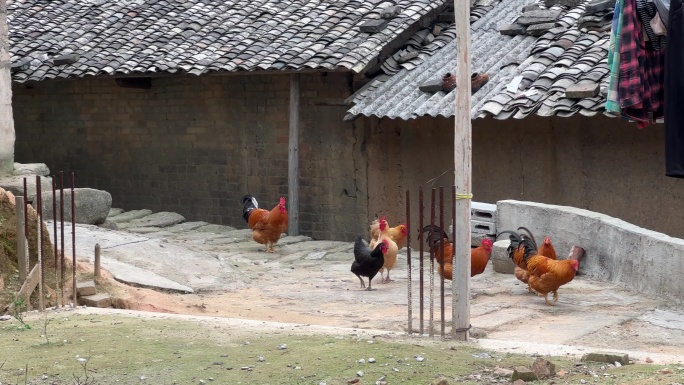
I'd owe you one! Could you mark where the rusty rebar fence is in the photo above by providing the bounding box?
[407,185,458,338]
[18,171,78,310]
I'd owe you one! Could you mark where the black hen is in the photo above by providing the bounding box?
[351,234,387,291]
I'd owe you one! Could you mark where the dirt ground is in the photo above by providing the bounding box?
[99,261,408,330]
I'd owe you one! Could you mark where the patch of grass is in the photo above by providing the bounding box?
[0,312,680,385]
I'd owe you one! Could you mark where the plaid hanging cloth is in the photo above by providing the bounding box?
[618,0,666,128]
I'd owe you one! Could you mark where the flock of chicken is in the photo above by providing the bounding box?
[352,222,581,305]
[241,195,581,306]
[351,217,494,291]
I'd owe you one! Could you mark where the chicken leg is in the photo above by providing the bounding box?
[552,290,559,302]
[383,271,394,283]
[365,278,374,291]
[265,241,275,253]
[543,293,555,306]
[356,275,366,289]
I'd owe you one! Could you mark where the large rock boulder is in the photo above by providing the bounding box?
[12,162,50,176]
[33,188,112,225]
[0,174,52,201]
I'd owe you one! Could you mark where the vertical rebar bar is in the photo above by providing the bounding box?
[418,185,424,335]
[439,186,445,339]
[71,172,77,307]
[36,175,44,310]
[52,177,59,308]
[405,189,412,335]
[23,177,28,243]
[15,196,27,282]
[37,204,44,311]
[429,187,436,337]
[60,171,65,304]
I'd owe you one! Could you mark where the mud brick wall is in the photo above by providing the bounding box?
[12,72,367,241]
[15,74,680,243]
[366,114,684,242]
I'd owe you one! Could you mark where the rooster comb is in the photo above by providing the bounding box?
[279,197,286,205]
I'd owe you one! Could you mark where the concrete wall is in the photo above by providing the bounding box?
[497,200,684,302]
[12,73,367,240]
[0,0,15,175]
[366,114,684,242]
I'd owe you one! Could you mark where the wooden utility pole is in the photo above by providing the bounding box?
[0,0,16,175]
[452,0,473,341]
[287,74,300,236]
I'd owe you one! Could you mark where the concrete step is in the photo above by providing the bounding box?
[76,280,97,296]
[492,239,515,274]
[80,293,112,308]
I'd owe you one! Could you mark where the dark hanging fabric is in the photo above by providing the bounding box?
[654,0,671,27]
[665,0,684,178]
[619,0,666,128]
[636,0,667,50]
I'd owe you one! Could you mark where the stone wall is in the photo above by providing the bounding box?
[12,72,367,240]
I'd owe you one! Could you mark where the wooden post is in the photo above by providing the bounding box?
[0,0,16,174]
[5,265,40,315]
[94,244,101,277]
[453,0,473,341]
[287,74,300,236]
[15,196,27,282]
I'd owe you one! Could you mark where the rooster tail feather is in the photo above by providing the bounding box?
[496,230,522,260]
[419,225,449,240]
[516,226,538,249]
[242,194,259,223]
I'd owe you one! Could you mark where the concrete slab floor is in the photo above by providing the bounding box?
[49,220,684,364]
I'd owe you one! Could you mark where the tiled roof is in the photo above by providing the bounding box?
[346,0,613,121]
[8,0,449,82]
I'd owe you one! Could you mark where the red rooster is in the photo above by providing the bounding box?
[498,229,578,305]
[242,195,288,253]
[504,228,557,290]
[420,225,493,279]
